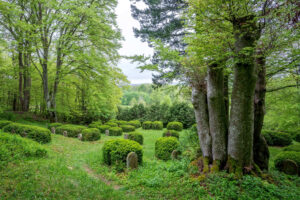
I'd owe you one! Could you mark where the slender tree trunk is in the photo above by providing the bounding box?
[18,49,24,111]
[207,64,228,170]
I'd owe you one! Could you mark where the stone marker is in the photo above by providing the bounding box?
[51,127,56,134]
[165,131,171,137]
[11,129,16,134]
[105,129,109,136]
[171,150,179,160]
[126,152,138,169]
[22,131,28,137]
[78,133,83,141]
[63,131,68,137]
[124,133,129,139]
[282,159,298,175]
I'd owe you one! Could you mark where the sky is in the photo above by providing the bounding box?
[116,0,154,84]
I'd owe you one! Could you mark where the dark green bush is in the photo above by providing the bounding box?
[167,102,195,129]
[120,125,135,132]
[105,122,118,127]
[167,121,183,131]
[163,130,179,139]
[293,132,300,143]
[48,123,62,130]
[262,130,292,146]
[99,125,111,133]
[142,121,152,130]
[82,128,101,141]
[102,139,143,166]
[128,120,141,128]
[88,121,102,128]
[56,124,87,138]
[116,120,128,126]
[274,151,300,173]
[283,145,300,152]
[128,132,143,145]
[109,127,122,136]
[0,120,12,129]
[152,121,163,130]
[155,137,179,161]
[3,123,51,144]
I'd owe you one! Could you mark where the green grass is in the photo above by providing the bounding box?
[1,123,300,200]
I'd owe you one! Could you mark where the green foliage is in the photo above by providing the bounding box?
[167,102,195,129]
[155,137,179,161]
[105,122,118,127]
[102,139,143,166]
[98,125,111,133]
[56,125,87,138]
[128,120,141,128]
[108,127,122,136]
[274,151,300,173]
[115,120,128,126]
[152,121,163,130]
[81,128,100,141]
[262,130,293,146]
[48,123,63,130]
[128,132,144,145]
[88,121,102,128]
[283,145,300,152]
[167,121,183,131]
[0,120,12,129]
[142,121,152,130]
[3,123,51,144]
[0,132,47,168]
[163,130,179,139]
[120,125,135,133]
[293,132,300,142]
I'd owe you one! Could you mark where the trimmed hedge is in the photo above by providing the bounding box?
[274,151,300,174]
[163,130,179,139]
[120,125,135,132]
[105,122,118,127]
[99,125,111,133]
[262,130,292,146]
[128,132,143,145]
[128,120,141,128]
[82,128,101,141]
[48,123,62,130]
[167,121,183,131]
[0,120,12,129]
[116,120,128,126]
[102,139,143,166]
[88,121,102,128]
[56,124,87,138]
[284,145,300,152]
[109,127,122,136]
[142,121,152,130]
[3,123,51,144]
[155,137,179,161]
[152,121,163,130]
[293,132,300,143]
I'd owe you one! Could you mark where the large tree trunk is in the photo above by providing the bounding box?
[207,64,228,170]
[253,50,269,170]
[227,15,259,175]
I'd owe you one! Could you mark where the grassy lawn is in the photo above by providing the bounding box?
[1,123,300,200]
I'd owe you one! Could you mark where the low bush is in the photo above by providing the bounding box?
[0,120,12,129]
[88,121,102,129]
[262,130,292,146]
[82,128,101,141]
[283,144,300,152]
[120,125,135,132]
[99,125,111,133]
[0,132,47,168]
[163,130,179,139]
[105,122,118,127]
[48,123,62,130]
[102,139,143,166]
[109,127,122,136]
[3,123,51,144]
[293,132,300,143]
[128,120,141,128]
[152,121,163,130]
[167,121,183,131]
[116,120,128,126]
[142,121,152,130]
[128,132,143,145]
[155,137,179,161]
[56,124,87,138]
[274,151,300,174]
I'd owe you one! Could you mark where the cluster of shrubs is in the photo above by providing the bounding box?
[274,144,300,175]
[167,121,183,132]
[142,121,163,130]
[56,124,87,138]
[262,130,292,146]
[128,132,143,145]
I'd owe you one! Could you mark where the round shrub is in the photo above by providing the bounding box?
[293,132,300,143]
[88,121,102,128]
[105,122,118,127]
[120,125,135,132]
[155,137,179,161]
[128,132,143,145]
[152,121,163,130]
[102,139,143,166]
[3,123,51,144]
[167,121,183,131]
[48,123,62,130]
[109,127,122,136]
[128,120,141,128]
[0,120,12,129]
[82,128,101,141]
[142,121,152,130]
[116,120,128,126]
[274,151,300,174]
[163,130,179,139]
[284,145,300,152]
[56,124,87,138]
[99,125,111,133]
[262,130,292,146]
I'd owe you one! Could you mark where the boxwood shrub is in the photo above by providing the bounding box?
[142,121,152,130]
[167,121,183,131]
[128,132,143,145]
[155,137,179,161]
[163,130,179,139]
[99,125,111,133]
[284,145,300,152]
[274,151,300,174]
[120,125,135,132]
[82,128,101,141]
[48,123,62,130]
[262,130,292,146]
[152,121,163,130]
[128,120,141,128]
[88,121,102,129]
[0,120,12,129]
[2,123,51,144]
[293,132,300,143]
[116,120,128,126]
[56,124,87,138]
[105,122,118,127]
[109,127,122,136]
[102,139,143,166]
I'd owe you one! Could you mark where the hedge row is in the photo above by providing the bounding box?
[56,124,87,138]
[120,125,135,132]
[82,128,101,141]
[142,121,163,130]
[262,130,292,146]
[109,127,122,136]
[167,121,183,132]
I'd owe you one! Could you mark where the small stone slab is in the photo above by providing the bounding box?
[171,150,179,160]
[105,130,109,136]
[78,133,83,141]
[63,131,68,137]
[124,133,129,139]
[51,127,56,134]
[165,131,171,137]
[126,152,138,169]
[282,159,298,175]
